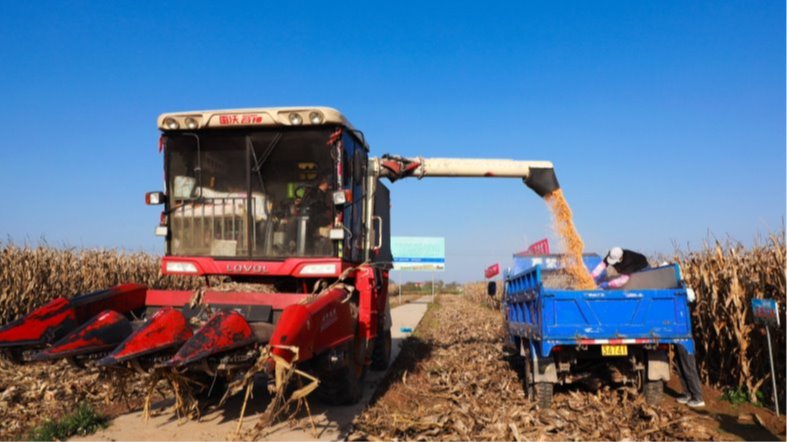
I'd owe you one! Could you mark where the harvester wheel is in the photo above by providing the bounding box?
[370,328,391,371]
[317,340,366,405]
[643,380,663,405]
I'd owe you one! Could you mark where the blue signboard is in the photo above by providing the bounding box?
[752,299,780,327]
[391,237,445,271]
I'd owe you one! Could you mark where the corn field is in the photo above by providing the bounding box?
[676,233,786,408]
[0,242,201,324]
[1,236,783,411]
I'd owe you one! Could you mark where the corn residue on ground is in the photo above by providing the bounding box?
[0,359,149,440]
[349,295,722,441]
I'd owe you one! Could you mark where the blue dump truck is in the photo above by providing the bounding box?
[496,254,696,408]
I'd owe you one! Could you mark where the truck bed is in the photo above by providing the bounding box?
[505,264,695,358]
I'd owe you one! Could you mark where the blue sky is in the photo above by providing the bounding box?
[0,1,783,283]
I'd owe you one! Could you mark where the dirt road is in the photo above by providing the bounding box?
[76,296,433,441]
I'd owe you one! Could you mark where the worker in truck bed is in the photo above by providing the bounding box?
[592,246,706,408]
[590,247,649,289]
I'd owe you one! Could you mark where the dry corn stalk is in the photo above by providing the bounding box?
[0,242,202,323]
[220,344,319,440]
[676,232,785,408]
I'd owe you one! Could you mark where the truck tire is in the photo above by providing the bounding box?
[643,380,663,405]
[521,340,552,407]
[535,382,553,409]
[370,328,392,371]
[317,340,366,405]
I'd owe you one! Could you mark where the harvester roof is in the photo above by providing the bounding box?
[157,106,361,139]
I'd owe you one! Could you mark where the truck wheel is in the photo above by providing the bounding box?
[370,328,391,371]
[643,380,663,405]
[317,340,366,405]
[535,382,553,409]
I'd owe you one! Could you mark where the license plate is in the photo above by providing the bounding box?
[601,345,628,356]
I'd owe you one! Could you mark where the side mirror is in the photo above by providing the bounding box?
[487,281,497,297]
[332,189,352,206]
[145,191,166,205]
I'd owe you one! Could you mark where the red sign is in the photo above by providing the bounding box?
[217,114,265,126]
[526,239,550,255]
[484,263,500,279]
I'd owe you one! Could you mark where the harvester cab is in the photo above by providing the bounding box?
[0,106,559,408]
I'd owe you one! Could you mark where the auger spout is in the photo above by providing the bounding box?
[376,155,560,197]
[523,166,560,197]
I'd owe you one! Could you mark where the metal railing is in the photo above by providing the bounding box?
[171,197,255,256]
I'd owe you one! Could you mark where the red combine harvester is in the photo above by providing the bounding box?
[0,107,560,405]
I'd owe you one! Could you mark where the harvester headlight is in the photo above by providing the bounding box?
[145,191,165,205]
[165,261,199,273]
[289,113,303,125]
[309,111,324,124]
[299,263,337,275]
[185,117,198,130]
[163,118,180,130]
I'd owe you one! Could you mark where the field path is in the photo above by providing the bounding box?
[76,296,433,441]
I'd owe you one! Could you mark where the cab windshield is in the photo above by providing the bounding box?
[165,128,336,258]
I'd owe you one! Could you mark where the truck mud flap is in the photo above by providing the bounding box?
[99,308,193,366]
[646,349,670,381]
[31,310,132,361]
[167,310,254,368]
[525,340,557,383]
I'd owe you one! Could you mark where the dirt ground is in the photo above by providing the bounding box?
[348,295,786,441]
[389,293,426,308]
[3,294,784,441]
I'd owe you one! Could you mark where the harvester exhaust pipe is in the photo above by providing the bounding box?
[377,155,560,197]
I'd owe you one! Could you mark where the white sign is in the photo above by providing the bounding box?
[391,237,445,271]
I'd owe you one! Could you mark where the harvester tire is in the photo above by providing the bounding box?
[643,380,663,406]
[370,328,392,371]
[317,340,366,405]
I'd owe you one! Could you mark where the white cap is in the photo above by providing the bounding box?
[607,247,624,265]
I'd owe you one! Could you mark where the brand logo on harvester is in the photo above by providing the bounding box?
[218,114,264,125]
[226,264,268,273]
